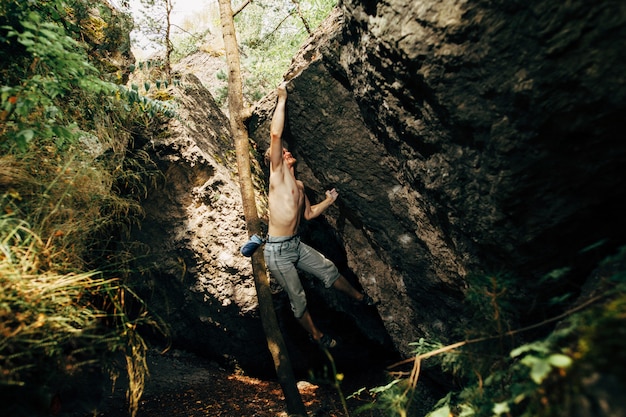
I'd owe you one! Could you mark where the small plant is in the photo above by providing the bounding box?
[354,252,626,417]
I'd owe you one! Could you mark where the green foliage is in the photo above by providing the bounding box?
[355,251,626,417]
[1,9,113,151]
[511,344,572,385]
[119,84,176,117]
[123,59,178,119]
[445,272,523,382]
[0,1,172,415]
[166,0,338,107]
[351,379,411,417]
[235,0,338,102]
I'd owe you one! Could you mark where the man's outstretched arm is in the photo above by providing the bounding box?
[303,188,339,220]
[269,83,288,172]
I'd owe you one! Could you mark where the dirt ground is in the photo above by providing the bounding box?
[93,349,390,417]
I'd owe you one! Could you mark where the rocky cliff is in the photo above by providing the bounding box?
[247,0,626,357]
[135,0,626,380]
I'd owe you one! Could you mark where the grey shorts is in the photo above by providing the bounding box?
[263,235,340,318]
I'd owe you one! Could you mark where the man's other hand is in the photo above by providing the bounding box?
[326,188,339,202]
[277,82,288,99]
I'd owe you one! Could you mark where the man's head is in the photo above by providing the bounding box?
[264,147,296,167]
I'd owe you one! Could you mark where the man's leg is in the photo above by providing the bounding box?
[298,309,337,348]
[265,242,336,346]
[297,242,363,300]
[297,309,323,341]
[332,275,365,301]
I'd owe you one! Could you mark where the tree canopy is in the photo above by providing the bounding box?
[130,0,337,104]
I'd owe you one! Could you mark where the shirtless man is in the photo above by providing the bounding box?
[263,82,375,349]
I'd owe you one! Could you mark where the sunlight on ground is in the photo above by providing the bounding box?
[228,374,323,408]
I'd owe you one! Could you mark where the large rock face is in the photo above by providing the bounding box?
[247,0,626,358]
[131,74,269,369]
[133,73,395,376]
[134,0,625,382]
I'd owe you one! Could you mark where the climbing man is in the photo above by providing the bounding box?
[263,82,376,349]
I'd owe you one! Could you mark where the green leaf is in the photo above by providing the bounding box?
[427,405,450,417]
[547,353,572,368]
[513,393,527,404]
[539,267,571,283]
[17,129,35,143]
[369,378,402,394]
[39,28,58,40]
[510,341,550,358]
[18,38,35,47]
[530,358,551,384]
[580,239,607,253]
[458,403,475,417]
[549,293,572,305]
[432,392,452,408]
[493,402,510,416]
[13,129,34,151]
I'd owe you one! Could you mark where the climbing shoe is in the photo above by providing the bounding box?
[312,334,337,349]
[359,293,379,306]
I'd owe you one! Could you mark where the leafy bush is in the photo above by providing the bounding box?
[0,1,171,415]
[355,250,626,417]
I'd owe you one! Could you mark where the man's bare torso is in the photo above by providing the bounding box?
[268,161,304,237]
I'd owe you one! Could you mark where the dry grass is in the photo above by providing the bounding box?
[0,144,156,417]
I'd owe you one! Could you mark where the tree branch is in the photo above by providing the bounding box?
[387,293,606,371]
[290,0,311,35]
[232,0,252,17]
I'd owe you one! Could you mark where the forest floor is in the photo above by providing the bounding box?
[92,348,390,417]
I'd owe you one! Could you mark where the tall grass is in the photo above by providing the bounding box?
[0,137,164,415]
[0,196,152,416]
[1,216,117,382]
[0,1,171,415]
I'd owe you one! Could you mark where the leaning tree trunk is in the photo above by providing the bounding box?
[216,0,307,415]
